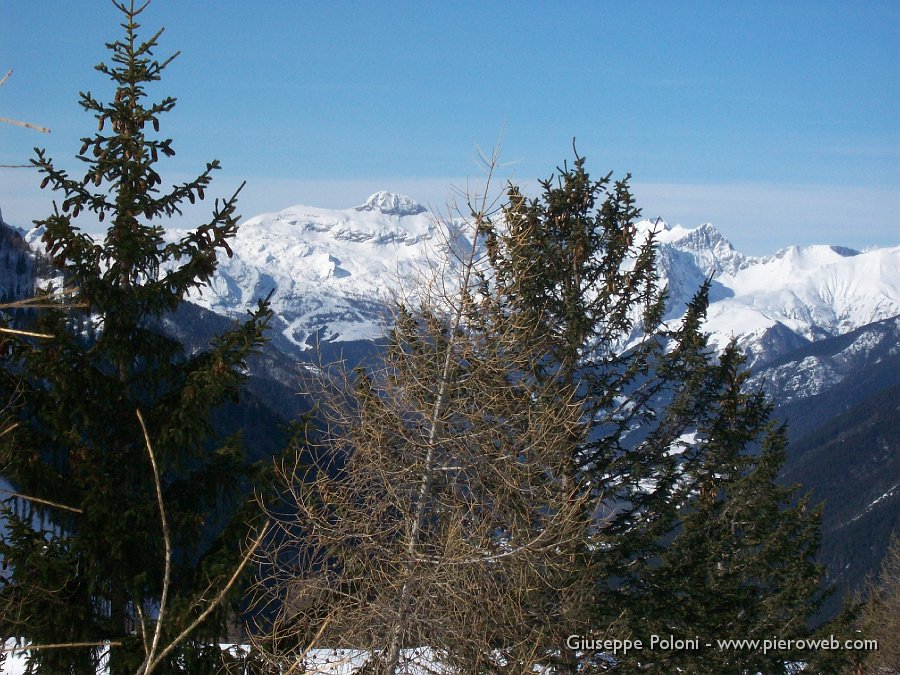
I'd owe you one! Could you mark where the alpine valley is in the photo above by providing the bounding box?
[2,192,898,618]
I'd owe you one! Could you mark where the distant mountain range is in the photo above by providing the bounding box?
[145,193,898,367]
[4,193,898,619]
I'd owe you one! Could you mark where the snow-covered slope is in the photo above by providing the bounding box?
[172,192,459,348]
[645,220,900,366]
[749,315,900,407]
[171,194,899,365]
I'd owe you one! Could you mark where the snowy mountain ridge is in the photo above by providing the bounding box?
[170,192,467,347]
[649,219,899,364]
[167,192,899,366]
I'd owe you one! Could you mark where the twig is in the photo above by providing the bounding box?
[140,520,271,674]
[0,488,83,514]
[135,408,171,675]
[0,116,50,133]
[283,613,334,675]
[135,603,151,657]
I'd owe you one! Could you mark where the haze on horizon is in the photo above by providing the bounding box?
[1,1,897,256]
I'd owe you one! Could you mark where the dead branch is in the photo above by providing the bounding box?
[135,408,172,675]
[0,327,55,339]
[139,520,270,675]
[0,488,83,514]
[0,116,50,133]
[1,641,122,654]
[0,287,86,310]
[0,288,88,339]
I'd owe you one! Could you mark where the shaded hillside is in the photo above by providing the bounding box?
[780,381,900,618]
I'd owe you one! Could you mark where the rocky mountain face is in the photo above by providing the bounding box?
[3,194,898,618]
[751,317,900,617]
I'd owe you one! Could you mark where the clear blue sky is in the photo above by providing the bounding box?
[1,1,897,254]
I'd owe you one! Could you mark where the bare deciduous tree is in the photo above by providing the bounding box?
[852,536,900,674]
[250,157,600,673]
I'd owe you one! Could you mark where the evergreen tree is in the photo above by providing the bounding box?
[617,344,824,674]
[0,2,271,673]
[481,154,696,672]
[481,153,825,673]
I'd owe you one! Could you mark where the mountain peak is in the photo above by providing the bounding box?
[355,192,427,217]
[640,219,747,279]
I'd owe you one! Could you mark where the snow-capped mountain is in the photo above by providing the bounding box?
[648,220,900,366]
[163,195,898,615]
[171,192,464,348]
[172,193,900,370]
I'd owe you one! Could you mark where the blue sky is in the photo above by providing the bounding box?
[1,1,897,254]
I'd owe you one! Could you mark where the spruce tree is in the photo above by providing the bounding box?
[482,154,694,672]
[481,153,825,673]
[0,2,271,673]
[616,344,824,674]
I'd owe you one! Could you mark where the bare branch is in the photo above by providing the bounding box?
[1,641,122,654]
[0,327,55,339]
[0,488,83,514]
[0,289,88,338]
[0,287,86,311]
[135,408,171,675]
[282,613,334,675]
[140,520,270,675]
[0,116,50,133]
